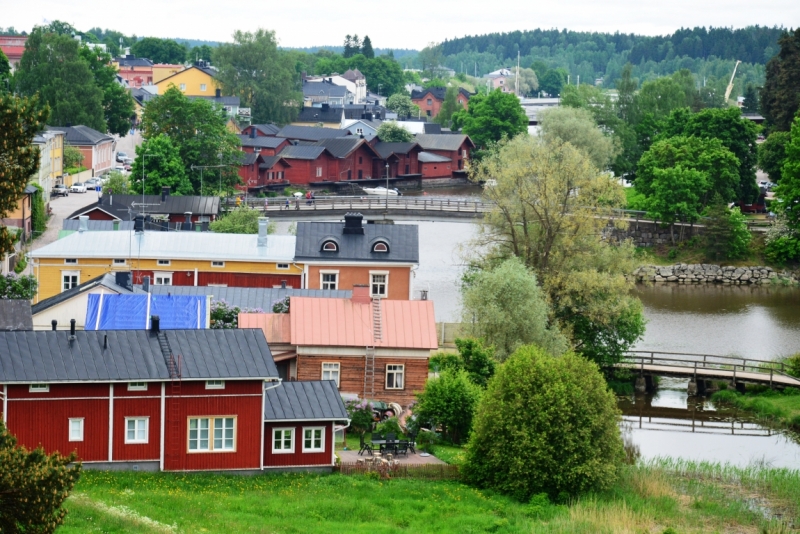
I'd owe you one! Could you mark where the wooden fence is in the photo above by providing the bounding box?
[335,462,460,480]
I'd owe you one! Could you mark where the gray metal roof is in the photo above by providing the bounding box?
[373,142,420,159]
[48,125,113,146]
[263,381,348,421]
[115,56,154,67]
[31,273,139,315]
[239,152,259,166]
[237,135,286,149]
[278,145,329,160]
[140,286,351,311]
[259,156,289,170]
[302,80,350,98]
[296,106,343,123]
[276,125,350,142]
[0,300,33,331]
[67,195,221,220]
[313,138,376,159]
[294,217,419,263]
[31,230,297,262]
[418,151,452,163]
[249,124,281,135]
[0,328,279,383]
[414,133,474,151]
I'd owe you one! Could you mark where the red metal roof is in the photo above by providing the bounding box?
[240,297,438,350]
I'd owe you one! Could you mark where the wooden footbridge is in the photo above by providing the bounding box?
[616,351,800,391]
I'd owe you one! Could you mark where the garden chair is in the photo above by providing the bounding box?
[386,432,397,442]
[371,432,382,442]
[396,441,409,457]
[406,431,417,454]
[358,434,373,456]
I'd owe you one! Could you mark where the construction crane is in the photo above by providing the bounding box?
[724,60,742,103]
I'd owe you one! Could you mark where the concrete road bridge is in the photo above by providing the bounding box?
[615,350,800,393]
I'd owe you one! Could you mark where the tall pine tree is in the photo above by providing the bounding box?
[761,28,800,132]
[361,36,375,59]
[741,83,760,113]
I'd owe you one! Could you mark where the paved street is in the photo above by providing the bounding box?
[113,130,143,160]
[35,189,100,251]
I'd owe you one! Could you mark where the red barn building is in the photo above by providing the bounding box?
[313,137,383,182]
[410,87,471,118]
[278,145,338,186]
[414,134,475,176]
[238,134,289,156]
[373,142,423,179]
[0,327,348,472]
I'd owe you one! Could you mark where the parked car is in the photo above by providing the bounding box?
[123,163,132,171]
[52,184,69,197]
[70,182,87,193]
[116,152,129,163]
[84,179,100,190]
[114,166,129,174]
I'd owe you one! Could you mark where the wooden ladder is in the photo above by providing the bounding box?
[167,352,182,471]
[364,346,375,399]
[371,297,382,342]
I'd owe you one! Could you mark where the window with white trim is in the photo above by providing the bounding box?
[127,382,147,391]
[370,272,388,298]
[321,362,340,386]
[125,417,149,444]
[64,258,78,264]
[303,427,325,453]
[205,380,225,390]
[322,241,338,252]
[272,428,294,453]
[157,259,171,266]
[69,418,84,442]
[29,384,49,392]
[188,417,236,452]
[113,259,126,265]
[62,271,79,292]
[316,167,322,178]
[386,364,405,389]
[179,83,186,91]
[154,273,172,285]
[320,271,338,290]
[211,261,225,267]
[372,242,388,253]
[200,83,207,91]
[277,263,289,270]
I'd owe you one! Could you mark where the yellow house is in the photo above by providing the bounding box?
[155,65,218,96]
[30,220,304,302]
[152,64,184,84]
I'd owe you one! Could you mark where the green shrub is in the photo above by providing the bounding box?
[29,183,46,235]
[462,345,624,501]
[375,417,403,437]
[784,353,800,378]
[413,369,482,444]
[0,273,37,299]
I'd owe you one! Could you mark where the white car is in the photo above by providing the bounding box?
[70,182,87,193]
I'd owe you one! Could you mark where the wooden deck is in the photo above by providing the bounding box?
[338,448,446,465]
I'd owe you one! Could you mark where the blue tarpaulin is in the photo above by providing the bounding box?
[85,294,208,330]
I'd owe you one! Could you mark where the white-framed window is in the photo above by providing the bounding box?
[154,273,172,286]
[211,261,225,268]
[125,417,149,444]
[322,241,338,252]
[372,242,388,253]
[205,380,225,390]
[272,427,294,454]
[157,259,171,266]
[356,128,363,135]
[64,258,78,264]
[179,83,186,91]
[320,271,338,290]
[386,364,405,390]
[62,271,79,292]
[321,362,340,387]
[188,417,236,452]
[127,382,147,391]
[69,418,84,442]
[316,166,322,178]
[370,271,388,298]
[427,98,432,105]
[29,384,49,393]
[200,83,207,91]
[277,263,289,270]
[302,427,325,453]
[113,259,126,265]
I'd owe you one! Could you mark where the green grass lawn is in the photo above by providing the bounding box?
[59,460,800,533]
[713,386,800,428]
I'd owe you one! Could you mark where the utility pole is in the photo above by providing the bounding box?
[516,50,520,97]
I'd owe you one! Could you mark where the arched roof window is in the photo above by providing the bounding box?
[372,241,389,253]
[322,240,338,252]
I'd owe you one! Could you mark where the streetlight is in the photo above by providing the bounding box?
[142,154,156,214]
[385,162,390,211]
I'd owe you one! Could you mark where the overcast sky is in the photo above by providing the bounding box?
[5,0,799,50]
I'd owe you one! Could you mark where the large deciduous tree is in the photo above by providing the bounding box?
[386,94,416,118]
[471,135,644,367]
[761,28,800,132]
[0,93,48,257]
[15,27,105,132]
[452,89,527,148]
[130,37,187,64]
[79,46,134,136]
[766,115,800,262]
[141,87,242,194]
[130,134,192,195]
[412,369,482,445]
[538,106,618,170]
[759,131,791,183]
[462,345,624,501]
[213,29,302,125]
[376,121,413,143]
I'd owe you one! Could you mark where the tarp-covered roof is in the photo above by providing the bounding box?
[85,294,207,330]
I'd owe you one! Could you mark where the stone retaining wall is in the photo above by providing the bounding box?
[606,220,703,248]
[633,264,799,285]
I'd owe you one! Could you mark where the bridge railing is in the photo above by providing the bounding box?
[620,350,791,381]
[227,195,490,214]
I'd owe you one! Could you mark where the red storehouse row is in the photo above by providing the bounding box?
[0,328,348,472]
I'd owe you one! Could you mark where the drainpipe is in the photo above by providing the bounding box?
[334,420,351,462]
[261,378,282,470]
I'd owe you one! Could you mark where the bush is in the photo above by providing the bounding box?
[209,300,263,329]
[783,353,800,378]
[413,369,482,444]
[345,399,374,435]
[29,183,46,236]
[63,145,83,169]
[103,170,130,195]
[375,417,403,437]
[0,273,37,299]
[429,338,496,388]
[209,207,275,234]
[462,345,624,501]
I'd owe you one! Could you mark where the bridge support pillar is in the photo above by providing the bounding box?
[735,382,746,393]
[644,375,655,392]
[635,375,647,393]
[687,379,698,396]
[688,379,707,396]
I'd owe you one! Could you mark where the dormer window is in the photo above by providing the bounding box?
[322,241,338,252]
[372,242,389,253]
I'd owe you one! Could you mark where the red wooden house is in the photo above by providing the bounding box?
[238,134,289,156]
[410,87,471,118]
[414,134,475,176]
[277,145,338,186]
[373,142,423,178]
[241,124,281,137]
[313,137,383,182]
[0,326,348,472]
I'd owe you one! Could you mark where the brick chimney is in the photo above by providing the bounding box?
[352,284,370,304]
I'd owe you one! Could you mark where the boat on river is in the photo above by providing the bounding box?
[361,186,401,196]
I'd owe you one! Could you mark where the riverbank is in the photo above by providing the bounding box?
[633,263,799,285]
[712,387,800,430]
[59,462,800,533]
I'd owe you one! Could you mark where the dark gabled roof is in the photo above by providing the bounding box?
[294,217,419,263]
[140,286,351,311]
[67,195,221,221]
[237,135,286,149]
[238,152,260,166]
[412,87,446,101]
[115,56,154,67]
[423,123,442,134]
[130,87,157,106]
[188,95,240,106]
[48,125,113,146]
[0,300,33,331]
[296,106,343,123]
[249,124,281,135]
[0,328,279,383]
[263,381,348,421]
[302,80,349,98]
[277,145,330,160]
[276,125,351,142]
[373,142,420,159]
[31,273,138,315]
[259,155,291,170]
[418,151,452,163]
[414,133,475,152]
[313,138,379,159]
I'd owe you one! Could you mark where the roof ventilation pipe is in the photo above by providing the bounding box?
[78,215,89,233]
[257,217,269,247]
[143,276,150,293]
[51,320,57,331]
[151,315,160,334]
[68,319,76,342]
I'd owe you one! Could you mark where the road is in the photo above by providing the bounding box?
[113,130,143,161]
